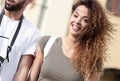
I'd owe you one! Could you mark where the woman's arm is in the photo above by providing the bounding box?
[87,71,102,81]
[28,45,44,81]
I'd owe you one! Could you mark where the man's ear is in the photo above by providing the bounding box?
[27,0,33,4]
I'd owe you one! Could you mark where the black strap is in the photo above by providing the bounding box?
[0,56,5,67]
[10,15,23,47]
[7,15,24,62]
[0,10,4,25]
[0,10,24,62]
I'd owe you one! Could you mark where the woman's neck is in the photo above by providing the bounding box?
[61,35,80,59]
[62,34,79,49]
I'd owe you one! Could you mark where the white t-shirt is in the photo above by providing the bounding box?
[0,14,41,81]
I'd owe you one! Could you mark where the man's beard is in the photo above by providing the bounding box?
[5,0,26,11]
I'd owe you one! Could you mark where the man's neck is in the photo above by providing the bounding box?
[4,9,23,20]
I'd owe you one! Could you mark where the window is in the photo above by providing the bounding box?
[106,0,120,16]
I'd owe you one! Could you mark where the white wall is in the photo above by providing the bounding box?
[24,0,41,27]
[39,0,73,36]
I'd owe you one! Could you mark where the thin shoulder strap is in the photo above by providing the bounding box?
[44,36,57,59]
[6,15,24,62]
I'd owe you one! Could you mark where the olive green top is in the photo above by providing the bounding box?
[38,36,84,81]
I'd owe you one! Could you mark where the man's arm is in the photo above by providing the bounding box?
[13,55,34,81]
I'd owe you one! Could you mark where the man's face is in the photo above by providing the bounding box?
[5,0,27,11]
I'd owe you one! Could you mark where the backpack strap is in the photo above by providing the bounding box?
[44,36,57,59]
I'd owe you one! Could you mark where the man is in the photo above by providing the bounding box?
[0,0,40,81]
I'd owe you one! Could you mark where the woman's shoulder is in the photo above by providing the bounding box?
[39,35,50,44]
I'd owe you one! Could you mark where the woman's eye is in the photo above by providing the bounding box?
[84,19,89,23]
[73,14,78,18]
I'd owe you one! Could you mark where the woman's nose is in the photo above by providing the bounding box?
[76,18,81,24]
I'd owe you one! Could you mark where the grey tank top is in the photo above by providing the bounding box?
[38,36,84,81]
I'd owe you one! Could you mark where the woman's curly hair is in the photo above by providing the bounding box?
[71,0,114,79]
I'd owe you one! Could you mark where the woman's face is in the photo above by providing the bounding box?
[69,5,89,36]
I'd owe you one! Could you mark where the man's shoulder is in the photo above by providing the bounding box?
[22,18,40,36]
[22,18,34,27]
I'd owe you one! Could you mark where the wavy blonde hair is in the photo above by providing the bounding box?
[71,0,114,79]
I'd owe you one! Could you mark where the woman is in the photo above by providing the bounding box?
[28,0,114,81]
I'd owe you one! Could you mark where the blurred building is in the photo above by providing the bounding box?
[98,0,120,69]
[0,0,4,9]
[25,0,73,37]
[1,0,120,80]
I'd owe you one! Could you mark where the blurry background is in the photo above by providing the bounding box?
[0,0,120,81]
